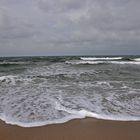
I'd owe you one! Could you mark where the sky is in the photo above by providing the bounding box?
[0,0,140,56]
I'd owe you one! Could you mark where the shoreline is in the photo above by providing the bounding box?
[0,118,140,140]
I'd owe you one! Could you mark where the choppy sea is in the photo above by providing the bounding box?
[0,56,140,127]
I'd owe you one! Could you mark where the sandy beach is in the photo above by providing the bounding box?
[0,118,140,140]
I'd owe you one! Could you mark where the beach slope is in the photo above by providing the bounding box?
[0,118,140,140]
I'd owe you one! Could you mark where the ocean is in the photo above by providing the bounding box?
[0,56,140,127]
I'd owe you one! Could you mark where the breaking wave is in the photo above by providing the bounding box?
[80,57,140,62]
[0,62,30,66]
[1,109,140,128]
[134,58,140,62]
[66,60,140,65]
[80,57,123,61]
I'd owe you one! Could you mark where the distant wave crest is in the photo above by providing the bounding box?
[80,57,140,62]
[0,62,28,66]
[80,57,123,61]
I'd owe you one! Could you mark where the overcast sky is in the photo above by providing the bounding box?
[0,0,140,56]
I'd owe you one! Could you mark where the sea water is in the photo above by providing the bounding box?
[0,56,140,127]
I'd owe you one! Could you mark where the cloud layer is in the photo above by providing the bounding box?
[0,0,140,56]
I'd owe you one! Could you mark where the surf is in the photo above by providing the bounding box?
[80,57,123,61]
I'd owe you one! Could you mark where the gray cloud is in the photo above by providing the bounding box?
[0,0,140,56]
[38,0,86,13]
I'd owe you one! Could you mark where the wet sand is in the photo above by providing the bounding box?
[0,118,140,140]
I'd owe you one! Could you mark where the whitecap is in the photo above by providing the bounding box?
[134,58,140,62]
[0,62,28,65]
[66,60,140,65]
[0,75,18,85]
[65,60,105,65]
[80,57,123,61]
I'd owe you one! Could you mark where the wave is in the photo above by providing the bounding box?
[134,58,140,62]
[0,108,140,127]
[0,56,140,128]
[0,62,29,66]
[80,57,123,61]
[66,60,140,65]
[80,57,140,61]
[0,75,32,85]
[0,86,139,128]
[0,75,17,84]
[66,60,105,65]
[110,61,140,65]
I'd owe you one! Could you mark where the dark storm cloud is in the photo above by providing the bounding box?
[0,0,140,56]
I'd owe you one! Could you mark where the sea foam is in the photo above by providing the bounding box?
[0,108,140,128]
